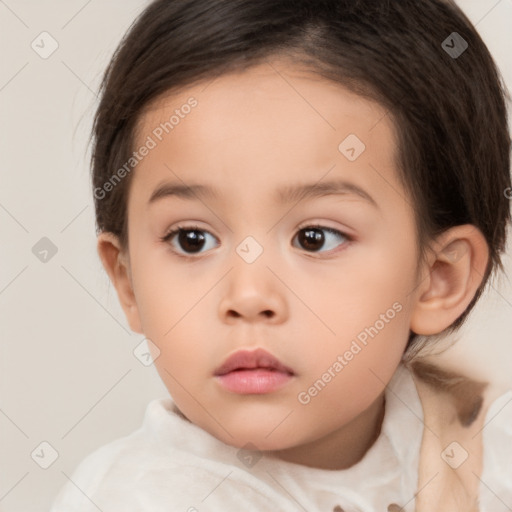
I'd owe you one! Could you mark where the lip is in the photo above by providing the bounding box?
[214,348,294,394]
[214,348,294,376]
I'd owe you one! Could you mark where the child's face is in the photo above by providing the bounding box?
[118,60,425,459]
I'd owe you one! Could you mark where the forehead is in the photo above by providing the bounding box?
[131,59,400,210]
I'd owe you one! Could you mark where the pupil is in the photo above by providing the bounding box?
[300,228,324,251]
[179,229,205,253]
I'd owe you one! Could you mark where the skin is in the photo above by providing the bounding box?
[97,58,489,470]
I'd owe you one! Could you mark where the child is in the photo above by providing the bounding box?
[50,0,512,510]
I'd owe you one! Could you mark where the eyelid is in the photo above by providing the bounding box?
[296,220,353,236]
[161,223,214,240]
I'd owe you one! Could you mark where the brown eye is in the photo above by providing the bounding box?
[162,226,218,255]
[293,226,350,253]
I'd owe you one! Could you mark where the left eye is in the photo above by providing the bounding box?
[292,225,350,253]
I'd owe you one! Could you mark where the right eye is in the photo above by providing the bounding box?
[160,225,219,257]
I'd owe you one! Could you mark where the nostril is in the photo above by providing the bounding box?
[225,309,274,319]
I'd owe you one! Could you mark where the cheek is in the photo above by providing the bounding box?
[129,250,218,369]
[304,251,416,347]
[296,311,410,438]
[130,248,208,332]
[298,249,416,408]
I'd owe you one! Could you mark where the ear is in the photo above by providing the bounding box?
[97,231,143,334]
[410,224,489,336]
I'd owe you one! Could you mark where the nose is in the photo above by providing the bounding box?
[218,259,288,325]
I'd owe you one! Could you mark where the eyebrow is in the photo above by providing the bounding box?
[148,179,379,209]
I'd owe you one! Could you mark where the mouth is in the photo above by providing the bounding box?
[214,348,294,376]
[214,348,295,394]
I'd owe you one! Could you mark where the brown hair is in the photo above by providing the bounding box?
[90,0,511,354]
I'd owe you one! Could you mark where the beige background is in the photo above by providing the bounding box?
[0,1,511,511]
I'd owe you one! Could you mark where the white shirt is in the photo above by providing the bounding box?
[49,363,512,512]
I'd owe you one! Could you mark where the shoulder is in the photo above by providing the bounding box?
[49,398,174,511]
[49,398,283,512]
[49,417,151,511]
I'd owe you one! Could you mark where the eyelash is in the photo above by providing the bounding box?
[160,223,353,260]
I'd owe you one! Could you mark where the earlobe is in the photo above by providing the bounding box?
[97,232,143,334]
[410,225,489,336]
